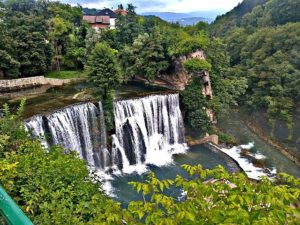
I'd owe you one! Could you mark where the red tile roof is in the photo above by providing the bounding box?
[83,15,96,23]
[83,15,110,24]
[96,16,110,24]
[114,9,127,16]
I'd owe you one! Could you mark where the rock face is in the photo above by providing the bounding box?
[156,50,213,93]
[187,134,219,146]
[0,76,72,92]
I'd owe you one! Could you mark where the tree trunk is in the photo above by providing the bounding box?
[55,42,61,71]
[0,69,4,79]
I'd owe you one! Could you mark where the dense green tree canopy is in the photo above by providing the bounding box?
[119,28,169,81]
[211,0,300,128]
[0,0,86,77]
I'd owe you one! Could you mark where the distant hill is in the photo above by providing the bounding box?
[174,17,212,26]
[141,11,220,25]
[210,0,267,36]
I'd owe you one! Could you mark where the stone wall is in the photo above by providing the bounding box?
[0,76,72,92]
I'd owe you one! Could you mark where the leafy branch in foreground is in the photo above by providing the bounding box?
[127,164,300,225]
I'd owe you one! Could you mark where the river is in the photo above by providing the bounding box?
[218,109,300,177]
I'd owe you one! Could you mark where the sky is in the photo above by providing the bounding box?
[60,0,243,14]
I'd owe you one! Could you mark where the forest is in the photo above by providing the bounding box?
[210,0,300,130]
[1,0,300,224]
[0,0,247,133]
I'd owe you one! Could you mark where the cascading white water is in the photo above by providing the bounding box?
[112,94,187,174]
[25,115,49,148]
[25,94,187,176]
[25,102,110,170]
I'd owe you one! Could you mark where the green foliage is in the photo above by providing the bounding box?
[181,77,211,134]
[86,42,122,130]
[174,34,209,57]
[2,7,51,77]
[205,38,248,113]
[115,4,142,45]
[102,90,115,132]
[0,99,27,157]
[217,131,236,145]
[0,0,86,77]
[0,102,124,225]
[86,42,122,96]
[183,22,209,36]
[119,28,169,81]
[0,50,20,78]
[44,70,87,79]
[210,0,267,37]
[211,0,300,124]
[183,58,212,73]
[127,164,300,224]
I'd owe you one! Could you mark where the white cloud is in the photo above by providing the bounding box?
[62,0,243,13]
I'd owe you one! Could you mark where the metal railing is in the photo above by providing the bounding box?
[0,186,33,225]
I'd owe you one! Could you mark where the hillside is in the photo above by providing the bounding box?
[211,0,299,36]
[210,0,300,153]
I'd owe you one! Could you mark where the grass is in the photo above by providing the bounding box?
[44,70,87,79]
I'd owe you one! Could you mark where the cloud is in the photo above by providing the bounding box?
[59,0,242,13]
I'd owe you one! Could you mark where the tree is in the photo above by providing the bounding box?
[174,33,209,57]
[49,16,72,71]
[119,28,169,81]
[183,58,212,74]
[126,165,300,224]
[118,4,124,10]
[86,42,122,130]
[181,77,211,134]
[6,12,51,76]
[115,4,142,45]
[86,42,122,97]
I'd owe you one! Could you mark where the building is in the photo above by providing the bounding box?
[114,9,127,16]
[83,8,117,30]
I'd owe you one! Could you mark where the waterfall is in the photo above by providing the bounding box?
[25,94,187,175]
[25,102,110,170]
[112,94,187,173]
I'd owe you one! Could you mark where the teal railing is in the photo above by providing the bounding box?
[0,186,33,225]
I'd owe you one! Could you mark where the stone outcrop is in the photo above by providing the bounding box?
[0,76,72,92]
[187,134,219,146]
[156,49,207,90]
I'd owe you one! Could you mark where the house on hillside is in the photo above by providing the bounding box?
[83,8,126,30]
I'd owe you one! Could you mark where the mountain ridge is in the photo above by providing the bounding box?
[141,11,219,25]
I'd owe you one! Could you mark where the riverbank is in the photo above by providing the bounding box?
[218,109,300,177]
[246,121,300,166]
[0,76,77,92]
[0,71,86,92]
[208,143,276,180]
